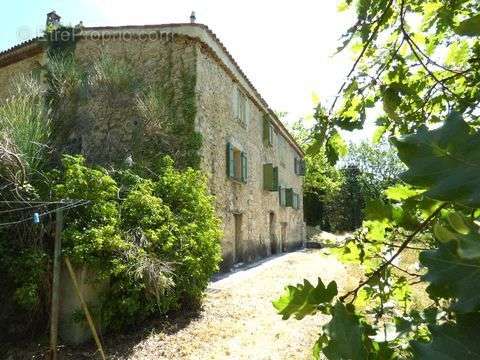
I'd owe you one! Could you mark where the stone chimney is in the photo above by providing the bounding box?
[190,11,196,24]
[46,11,61,27]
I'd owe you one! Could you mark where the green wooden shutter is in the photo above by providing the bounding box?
[272,166,279,191]
[241,152,248,183]
[226,143,234,178]
[294,158,298,175]
[264,164,278,191]
[263,117,270,143]
[285,188,294,207]
[268,125,274,146]
[263,164,273,190]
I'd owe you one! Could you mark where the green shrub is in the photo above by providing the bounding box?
[47,155,222,330]
[121,157,223,304]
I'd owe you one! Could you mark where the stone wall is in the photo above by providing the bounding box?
[195,43,305,270]
[70,34,198,166]
[0,53,44,101]
[0,28,305,272]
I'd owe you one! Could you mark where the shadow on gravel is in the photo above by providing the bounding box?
[3,306,203,360]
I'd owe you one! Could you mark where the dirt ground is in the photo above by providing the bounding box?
[108,249,356,360]
[5,248,359,360]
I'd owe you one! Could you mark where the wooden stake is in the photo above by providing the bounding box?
[65,257,107,360]
[50,208,63,360]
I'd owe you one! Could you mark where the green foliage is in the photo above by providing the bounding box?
[341,139,406,197]
[273,278,337,320]
[384,184,422,202]
[325,131,348,164]
[0,74,51,186]
[8,248,48,311]
[393,112,480,207]
[50,155,221,329]
[322,302,378,360]
[411,314,480,359]
[276,0,480,357]
[455,14,480,37]
[89,55,141,94]
[325,166,366,231]
[309,139,406,232]
[421,241,480,313]
[433,212,480,259]
[135,50,202,169]
[0,154,221,335]
[289,118,345,228]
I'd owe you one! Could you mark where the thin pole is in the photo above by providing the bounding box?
[65,257,107,360]
[50,208,63,360]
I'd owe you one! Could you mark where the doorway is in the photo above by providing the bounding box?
[269,212,277,255]
[234,214,242,263]
[281,222,288,252]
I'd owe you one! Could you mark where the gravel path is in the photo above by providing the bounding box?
[108,249,356,360]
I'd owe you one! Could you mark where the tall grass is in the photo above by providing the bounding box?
[89,55,141,94]
[0,75,51,185]
[46,54,85,99]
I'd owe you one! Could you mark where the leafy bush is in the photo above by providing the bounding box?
[0,154,221,336]
[48,155,222,330]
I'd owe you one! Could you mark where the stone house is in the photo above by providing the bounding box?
[0,16,305,271]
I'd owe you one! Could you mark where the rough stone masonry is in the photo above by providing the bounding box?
[0,22,305,271]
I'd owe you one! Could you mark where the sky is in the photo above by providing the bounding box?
[0,0,374,143]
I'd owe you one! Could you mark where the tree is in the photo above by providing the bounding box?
[274,0,480,358]
[289,118,344,228]
[341,139,406,199]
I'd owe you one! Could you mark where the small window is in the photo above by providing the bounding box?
[285,188,294,207]
[294,158,306,176]
[235,88,247,125]
[226,142,248,183]
[263,115,274,146]
[263,163,279,191]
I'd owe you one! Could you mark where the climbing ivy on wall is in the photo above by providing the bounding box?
[43,25,84,156]
[43,28,202,169]
[136,43,202,169]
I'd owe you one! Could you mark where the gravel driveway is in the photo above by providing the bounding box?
[6,249,355,359]
[107,249,355,360]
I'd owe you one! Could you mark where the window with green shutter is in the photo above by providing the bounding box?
[263,116,274,146]
[285,188,294,207]
[263,164,279,191]
[272,166,279,190]
[226,142,235,178]
[279,186,286,207]
[227,142,248,183]
[241,152,248,183]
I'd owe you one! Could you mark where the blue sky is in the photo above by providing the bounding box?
[1,0,374,143]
